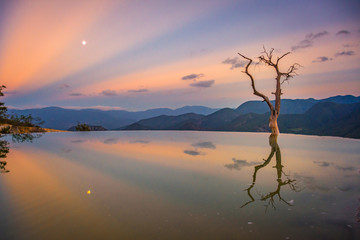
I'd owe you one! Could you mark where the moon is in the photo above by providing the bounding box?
[82,40,86,45]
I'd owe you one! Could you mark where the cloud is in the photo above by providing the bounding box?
[343,43,358,48]
[101,89,117,96]
[182,73,204,80]
[184,149,201,156]
[291,31,329,51]
[130,140,150,144]
[128,88,148,93]
[189,80,215,88]
[191,141,216,149]
[336,30,350,35]
[312,56,333,63]
[335,51,355,57]
[222,57,246,70]
[69,92,84,97]
[224,158,261,171]
[59,84,70,89]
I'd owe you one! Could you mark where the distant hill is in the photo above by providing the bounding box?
[124,113,204,130]
[236,95,360,114]
[125,102,360,139]
[8,106,218,130]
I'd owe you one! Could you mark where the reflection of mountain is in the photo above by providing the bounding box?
[126,102,360,139]
[229,135,300,210]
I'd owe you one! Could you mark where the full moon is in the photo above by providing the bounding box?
[82,40,86,45]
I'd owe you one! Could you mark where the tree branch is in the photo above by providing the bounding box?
[238,53,274,112]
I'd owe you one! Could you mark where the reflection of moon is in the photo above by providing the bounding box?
[82,40,86,45]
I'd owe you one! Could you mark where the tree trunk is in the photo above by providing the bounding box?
[269,110,279,135]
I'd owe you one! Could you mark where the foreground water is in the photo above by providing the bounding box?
[0,131,359,239]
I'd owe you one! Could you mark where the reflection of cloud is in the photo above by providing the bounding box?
[128,88,148,93]
[295,174,330,192]
[182,73,204,80]
[189,80,214,88]
[69,92,84,97]
[335,51,355,57]
[291,31,329,51]
[71,139,86,143]
[334,165,355,171]
[103,138,120,144]
[130,140,150,144]
[224,158,260,171]
[101,89,117,96]
[61,148,72,153]
[222,57,246,70]
[184,149,201,156]
[312,56,332,63]
[336,30,350,35]
[343,43,358,48]
[59,84,70,89]
[191,141,216,149]
[313,161,332,167]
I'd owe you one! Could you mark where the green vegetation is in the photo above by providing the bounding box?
[75,123,91,131]
[0,85,44,131]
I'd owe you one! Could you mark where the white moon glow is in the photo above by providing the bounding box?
[82,40,86,45]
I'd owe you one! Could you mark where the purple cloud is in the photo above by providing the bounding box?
[336,30,350,35]
[101,89,117,96]
[182,73,204,80]
[292,31,329,51]
[189,80,215,88]
[128,88,148,93]
[335,51,355,57]
[69,93,84,97]
[312,56,332,63]
[222,57,246,70]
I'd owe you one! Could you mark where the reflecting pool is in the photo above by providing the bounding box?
[0,131,359,239]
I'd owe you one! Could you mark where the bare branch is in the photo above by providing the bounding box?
[276,52,291,65]
[238,53,274,112]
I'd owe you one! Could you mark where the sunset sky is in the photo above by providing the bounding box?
[1,0,359,111]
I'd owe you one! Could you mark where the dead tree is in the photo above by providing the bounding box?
[238,47,300,135]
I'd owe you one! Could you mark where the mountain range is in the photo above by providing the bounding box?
[124,102,360,139]
[8,95,360,138]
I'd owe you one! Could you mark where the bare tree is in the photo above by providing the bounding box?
[238,47,300,135]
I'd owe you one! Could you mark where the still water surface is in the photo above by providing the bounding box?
[0,131,359,239]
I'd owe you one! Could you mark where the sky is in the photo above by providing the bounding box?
[1,0,359,111]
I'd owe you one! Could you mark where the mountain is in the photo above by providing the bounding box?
[125,102,360,138]
[236,95,360,114]
[123,113,204,130]
[7,95,360,136]
[8,106,218,130]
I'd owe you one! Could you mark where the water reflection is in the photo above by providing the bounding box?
[0,138,10,173]
[0,133,43,173]
[240,134,301,210]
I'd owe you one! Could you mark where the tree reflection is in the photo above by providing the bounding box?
[0,133,43,173]
[241,134,301,211]
[0,138,10,173]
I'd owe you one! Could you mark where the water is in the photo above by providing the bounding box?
[0,131,359,239]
